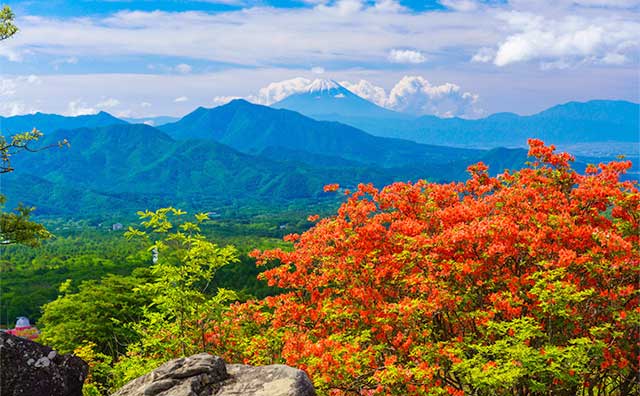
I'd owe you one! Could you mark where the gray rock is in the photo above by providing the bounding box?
[112,353,315,396]
[218,364,316,396]
[0,332,88,396]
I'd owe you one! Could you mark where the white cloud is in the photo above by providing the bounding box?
[375,0,406,12]
[174,96,189,103]
[0,47,23,62]
[0,75,43,115]
[5,0,635,76]
[212,95,241,106]
[388,49,427,64]
[439,0,479,12]
[175,63,192,74]
[141,101,152,108]
[0,101,39,116]
[340,79,388,107]
[248,77,312,105]
[316,0,364,17]
[385,76,480,117]
[246,75,481,117]
[5,3,500,67]
[0,79,17,97]
[601,52,628,64]
[96,97,120,108]
[488,12,639,67]
[67,100,97,116]
[471,47,495,63]
[311,66,325,74]
[572,0,640,7]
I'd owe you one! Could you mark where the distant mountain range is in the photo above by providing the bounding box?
[0,111,126,134]
[1,96,634,217]
[1,101,526,217]
[159,99,481,168]
[267,79,638,156]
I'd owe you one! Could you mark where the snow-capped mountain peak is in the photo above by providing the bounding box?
[306,79,341,94]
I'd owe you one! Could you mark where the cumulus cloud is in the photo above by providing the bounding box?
[340,77,480,117]
[340,80,388,107]
[174,96,189,103]
[388,49,427,64]
[482,12,640,68]
[67,100,97,116]
[247,77,311,105]
[385,76,480,117]
[246,76,481,117]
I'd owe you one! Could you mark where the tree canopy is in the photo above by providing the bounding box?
[0,5,17,41]
[211,140,639,396]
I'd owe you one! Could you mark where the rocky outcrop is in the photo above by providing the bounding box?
[219,363,316,396]
[112,353,315,396]
[0,332,88,396]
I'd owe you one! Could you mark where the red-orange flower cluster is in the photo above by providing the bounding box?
[211,140,639,396]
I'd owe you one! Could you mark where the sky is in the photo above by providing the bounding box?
[0,0,638,119]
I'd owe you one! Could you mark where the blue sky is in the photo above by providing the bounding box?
[1,0,638,118]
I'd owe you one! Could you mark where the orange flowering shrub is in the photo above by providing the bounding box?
[211,140,638,396]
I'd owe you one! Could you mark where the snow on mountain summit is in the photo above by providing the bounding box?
[306,79,342,94]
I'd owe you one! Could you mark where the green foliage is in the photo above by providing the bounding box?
[0,5,17,41]
[0,231,147,326]
[73,342,114,396]
[450,317,600,395]
[0,195,51,247]
[111,208,238,387]
[0,129,54,247]
[38,270,153,357]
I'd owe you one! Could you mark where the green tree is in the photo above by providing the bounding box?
[38,270,153,358]
[112,208,238,387]
[0,6,66,247]
[0,5,17,40]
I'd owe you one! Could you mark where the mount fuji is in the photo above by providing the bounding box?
[272,79,407,119]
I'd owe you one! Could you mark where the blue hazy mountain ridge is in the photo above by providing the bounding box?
[5,123,370,211]
[272,79,408,119]
[6,122,525,216]
[159,99,482,168]
[299,98,639,150]
[0,111,127,134]
[266,79,637,150]
[4,95,630,217]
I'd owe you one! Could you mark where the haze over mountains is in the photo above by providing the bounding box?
[1,91,636,218]
[266,79,638,156]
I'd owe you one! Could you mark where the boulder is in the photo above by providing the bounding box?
[0,332,88,396]
[219,363,316,396]
[112,353,315,396]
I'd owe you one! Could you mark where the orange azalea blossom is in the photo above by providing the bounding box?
[210,140,639,396]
